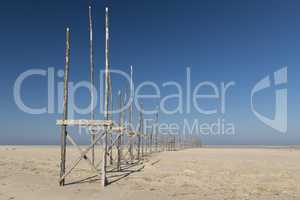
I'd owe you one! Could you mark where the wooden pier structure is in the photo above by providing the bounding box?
[56,6,201,187]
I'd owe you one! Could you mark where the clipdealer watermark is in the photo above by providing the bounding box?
[13,66,288,136]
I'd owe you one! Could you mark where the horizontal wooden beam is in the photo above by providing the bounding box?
[56,119,113,126]
[127,131,147,137]
[111,126,126,132]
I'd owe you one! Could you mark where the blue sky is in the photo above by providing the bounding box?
[0,0,299,145]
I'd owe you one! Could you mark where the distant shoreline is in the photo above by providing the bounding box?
[0,144,299,149]
[202,145,300,149]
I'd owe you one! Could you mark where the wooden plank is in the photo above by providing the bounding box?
[56,119,112,126]
[111,126,126,132]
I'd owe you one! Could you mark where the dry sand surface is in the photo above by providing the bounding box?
[0,146,299,200]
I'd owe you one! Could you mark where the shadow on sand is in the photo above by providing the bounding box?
[64,161,145,186]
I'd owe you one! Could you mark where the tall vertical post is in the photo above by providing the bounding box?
[137,101,144,161]
[122,89,127,155]
[155,108,159,152]
[145,119,148,154]
[60,27,70,186]
[89,5,96,166]
[129,66,134,162]
[102,7,109,187]
[150,122,152,153]
[173,135,176,151]
[140,102,145,157]
[109,75,113,165]
[117,90,123,171]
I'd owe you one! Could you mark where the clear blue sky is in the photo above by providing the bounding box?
[0,0,299,145]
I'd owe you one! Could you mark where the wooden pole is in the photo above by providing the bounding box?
[122,89,126,156]
[145,119,148,154]
[102,7,109,187]
[88,5,96,166]
[155,109,159,152]
[117,90,122,171]
[137,101,144,161]
[109,75,113,165]
[150,122,153,153]
[60,27,70,186]
[141,102,145,157]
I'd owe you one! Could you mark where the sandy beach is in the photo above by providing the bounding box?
[0,146,299,200]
